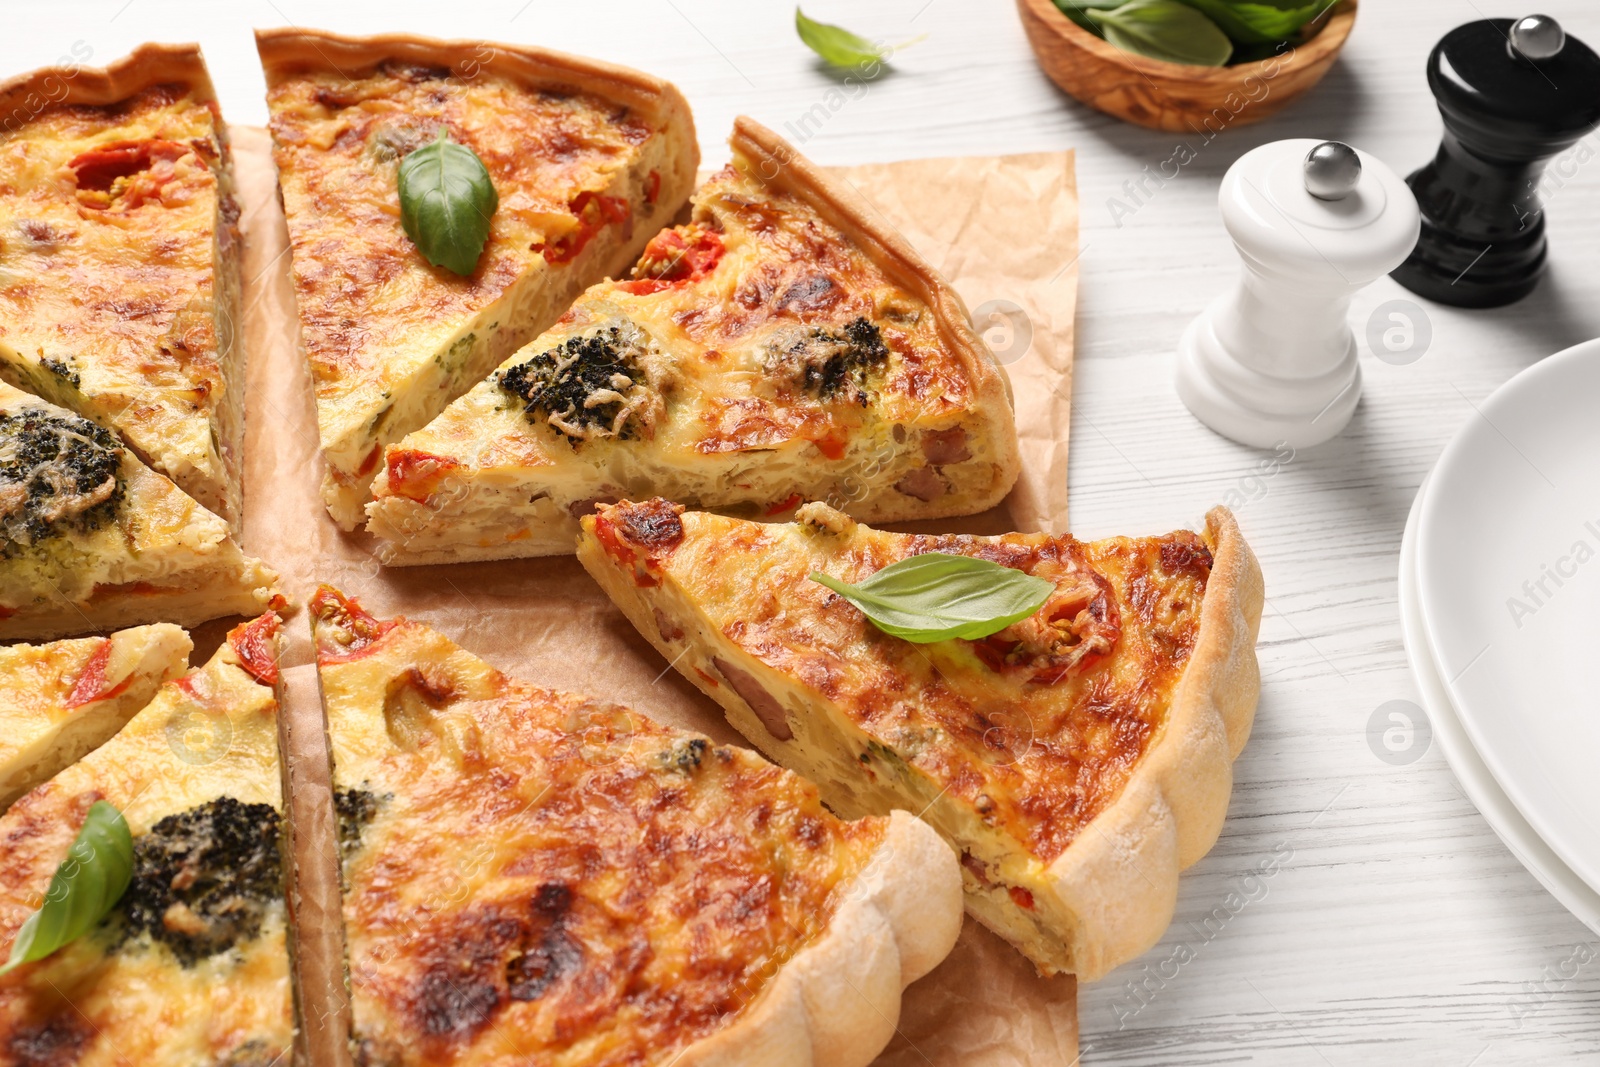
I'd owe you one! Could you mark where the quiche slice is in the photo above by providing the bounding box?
[0,613,293,1067]
[366,118,1021,565]
[0,45,246,528]
[309,586,962,1067]
[0,382,281,641]
[0,623,191,810]
[577,499,1265,981]
[258,28,699,529]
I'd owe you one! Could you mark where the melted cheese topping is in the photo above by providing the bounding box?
[0,635,116,720]
[0,84,235,518]
[267,62,663,480]
[587,501,1212,865]
[0,624,190,808]
[0,621,290,1067]
[311,590,886,1067]
[622,165,976,444]
[0,384,277,623]
[370,157,1014,559]
[559,162,977,461]
[397,162,988,471]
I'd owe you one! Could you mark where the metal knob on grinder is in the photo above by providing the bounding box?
[1509,14,1565,60]
[1304,141,1363,201]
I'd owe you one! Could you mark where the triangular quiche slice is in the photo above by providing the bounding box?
[0,614,293,1066]
[0,623,191,810]
[258,29,699,529]
[0,45,246,528]
[366,118,1021,565]
[309,586,961,1067]
[0,382,281,641]
[576,499,1264,981]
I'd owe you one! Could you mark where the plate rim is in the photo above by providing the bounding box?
[1402,475,1600,934]
[1415,336,1600,894]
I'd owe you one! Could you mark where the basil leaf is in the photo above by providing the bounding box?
[795,8,923,69]
[1228,39,1294,63]
[0,801,132,975]
[1051,0,1129,33]
[1233,0,1332,11]
[1172,0,1334,45]
[1088,0,1234,66]
[398,129,498,277]
[810,553,1054,644]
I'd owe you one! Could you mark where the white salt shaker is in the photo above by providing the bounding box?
[1176,139,1421,449]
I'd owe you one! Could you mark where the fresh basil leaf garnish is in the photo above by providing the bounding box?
[397,129,499,277]
[810,553,1054,644]
[795,7,924,69]
[0,800,132,975]
[1087,0,1234,66]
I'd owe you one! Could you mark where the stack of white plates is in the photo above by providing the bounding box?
[1401,338,1600,933]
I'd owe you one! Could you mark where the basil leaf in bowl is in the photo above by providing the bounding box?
[1087,0,1234,66]
[810,552,1054,644]
[1173,0,1336,45]
[1051,0,1130,33]
[398,129,499,277]
[0,800,133,974]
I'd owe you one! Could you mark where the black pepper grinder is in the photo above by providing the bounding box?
[1391,15,1600,308]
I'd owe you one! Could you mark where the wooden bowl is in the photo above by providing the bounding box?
[1017,0,1358,133]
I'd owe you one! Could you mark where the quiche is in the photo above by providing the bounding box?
[258,28,699,529]
[0,623,191,810]
[0,613,293,1067]
[0,382,281,641]
[0,44,246,528]
[309,586,962,1067]
[366,118,1021,565]
[577,499,1264,981]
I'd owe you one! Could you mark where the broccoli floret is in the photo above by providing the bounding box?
[0,409,123,554]
[499,324,656,444]
[766,317,889,403]
[119,796,283,966]
[334,787,382,859]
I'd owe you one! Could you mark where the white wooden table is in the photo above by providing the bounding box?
[10,1,1600,1062]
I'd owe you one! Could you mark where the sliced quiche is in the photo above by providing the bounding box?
[258,28,699,529]
[0,45,246,528]
[577,499,1264,981]
[0,614,292,1066]
[366,117,1021,564]
[0,623,191,810]
[310,586,961,1067]
[0,382,281,641]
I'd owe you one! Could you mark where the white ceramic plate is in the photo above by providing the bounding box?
[1416,338,1600,894]
[1401,479,1600,934]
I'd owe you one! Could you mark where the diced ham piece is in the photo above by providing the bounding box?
[653,608,684,642]
[713,657,793,741]
[921,427,972,465]
[895,467,946,502]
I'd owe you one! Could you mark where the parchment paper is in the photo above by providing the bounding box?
[222,126,1081,1067]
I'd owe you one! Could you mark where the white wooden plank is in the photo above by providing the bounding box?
[6,1,1600,1060]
